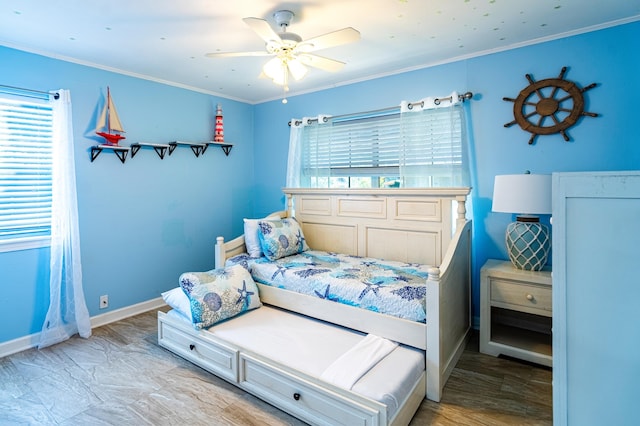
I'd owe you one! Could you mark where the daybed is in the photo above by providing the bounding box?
[158,187,472,425]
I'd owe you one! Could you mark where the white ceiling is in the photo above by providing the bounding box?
[1,1,639,104]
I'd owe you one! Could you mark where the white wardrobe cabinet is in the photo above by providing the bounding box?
[552,171,640,426]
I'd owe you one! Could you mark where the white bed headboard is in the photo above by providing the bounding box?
[283,187,470,266]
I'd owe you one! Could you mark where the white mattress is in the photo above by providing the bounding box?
[166,306,425,419]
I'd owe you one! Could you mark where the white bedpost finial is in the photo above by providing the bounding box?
[428,267,441,282]
[215,236,225,269]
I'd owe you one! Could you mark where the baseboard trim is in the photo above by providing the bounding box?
[90,297,166,329]
[0,297,166,359]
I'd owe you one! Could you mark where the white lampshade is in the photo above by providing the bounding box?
[492,174,552,215]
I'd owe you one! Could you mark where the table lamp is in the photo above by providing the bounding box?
[492,173,552,271]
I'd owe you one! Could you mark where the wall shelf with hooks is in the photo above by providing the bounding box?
[90,144,131,163]
[131,142,172,159]
[168,141,233,157]
[208,141,233,156]
[169,141,209,157]
[89,141,233,163]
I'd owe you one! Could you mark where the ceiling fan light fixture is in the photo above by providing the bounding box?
[263,57,289,86]
[287,59,307,81]
[263,57,284,79]
[265,40,281,53]
[272,72,287,86]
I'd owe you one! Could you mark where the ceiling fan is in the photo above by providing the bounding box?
[206,10,360,88]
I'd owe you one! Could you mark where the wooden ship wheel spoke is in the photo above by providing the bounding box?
[504,67,598,145]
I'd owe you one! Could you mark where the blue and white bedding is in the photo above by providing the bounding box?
[226,250,432,323]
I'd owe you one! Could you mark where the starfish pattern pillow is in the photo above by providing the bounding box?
[179,264,261,329]
[243,213,282,258]
[257,217,309,261]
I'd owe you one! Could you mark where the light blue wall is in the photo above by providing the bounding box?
[1,20,638,344]
[252,21,640,320]
[0,46,255,343]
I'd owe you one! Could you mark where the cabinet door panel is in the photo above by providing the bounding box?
[553,172,640,426]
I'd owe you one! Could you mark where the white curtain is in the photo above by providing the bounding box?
[286,118,305,188]
[286,115,331,188]
[39,89,91,349]
[399,91,469,188]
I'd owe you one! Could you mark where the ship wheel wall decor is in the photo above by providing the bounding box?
[504,67,598,145]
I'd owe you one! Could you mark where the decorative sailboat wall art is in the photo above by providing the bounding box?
[95,86,125,145]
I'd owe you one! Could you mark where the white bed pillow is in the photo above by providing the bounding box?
[161,287,193,322]
[244,213,281,258]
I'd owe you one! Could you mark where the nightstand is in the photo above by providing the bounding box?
[480,259,552,367]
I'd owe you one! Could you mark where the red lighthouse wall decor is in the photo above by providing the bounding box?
[214,103,224,143]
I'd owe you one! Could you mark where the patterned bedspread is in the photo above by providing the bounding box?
[226,250,431,323]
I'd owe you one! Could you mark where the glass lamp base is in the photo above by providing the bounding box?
[505,220,550,271]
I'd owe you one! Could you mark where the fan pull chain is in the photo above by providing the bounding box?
[282,66,289,104]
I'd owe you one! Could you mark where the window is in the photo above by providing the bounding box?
[0,95,54,252]
[292,100,469,189]
[303,113,402,188]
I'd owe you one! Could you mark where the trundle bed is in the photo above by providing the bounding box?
[158,187,472,425]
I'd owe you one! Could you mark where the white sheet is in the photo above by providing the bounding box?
[320,334,398,389]
[166,306,425,419]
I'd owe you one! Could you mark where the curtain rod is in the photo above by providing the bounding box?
[288,91,473,126]
[0,84,59,100]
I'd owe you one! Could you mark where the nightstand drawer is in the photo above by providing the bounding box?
[491,279,552,313]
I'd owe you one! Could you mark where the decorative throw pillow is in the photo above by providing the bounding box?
[244,213,281,258]
[257,217,309,261]
[179,264,261,329]
[161,287,193,322]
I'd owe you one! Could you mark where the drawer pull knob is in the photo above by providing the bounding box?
[293,393,301,401]
[526,294,534,301]
[189,344,195,351]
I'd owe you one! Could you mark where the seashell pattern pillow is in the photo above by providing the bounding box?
[257,217,310,261]
[179,264,261,329]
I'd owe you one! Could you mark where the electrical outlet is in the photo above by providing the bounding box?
[99,295,108,309]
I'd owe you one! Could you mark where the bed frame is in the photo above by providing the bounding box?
[214,187,472,403]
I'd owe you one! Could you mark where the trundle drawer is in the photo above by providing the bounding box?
[158,317,238,382]
[239,354,384,426]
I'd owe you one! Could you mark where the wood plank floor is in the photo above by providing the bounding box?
[0,308,552,425]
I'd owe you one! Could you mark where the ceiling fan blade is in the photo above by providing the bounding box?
[243,17,282,44]
[297,27,360,52]
[206,51,272,58]
[297,54,345,72]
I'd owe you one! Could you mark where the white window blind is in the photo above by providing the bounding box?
[298,102,468,188]
[0,96,53,248]
[303,113,402,179]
